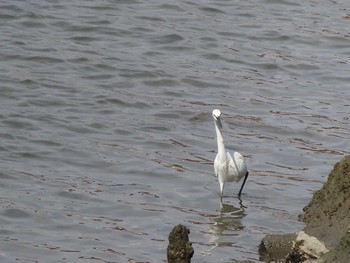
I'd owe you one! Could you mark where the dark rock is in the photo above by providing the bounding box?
[285,244,306,263]
[259,234,295,262]
[167,224,194,263]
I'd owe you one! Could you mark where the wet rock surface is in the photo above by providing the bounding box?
[259,155,350,262]
[259,234,295,261]
[167,224,194,263]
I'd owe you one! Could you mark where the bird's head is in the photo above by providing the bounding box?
[212,109,222,129]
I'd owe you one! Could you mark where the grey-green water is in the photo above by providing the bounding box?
[1,0,349,262]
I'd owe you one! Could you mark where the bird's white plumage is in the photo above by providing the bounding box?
[212,109,248,201]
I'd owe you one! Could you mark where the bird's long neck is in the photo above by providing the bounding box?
[215,121,226,159]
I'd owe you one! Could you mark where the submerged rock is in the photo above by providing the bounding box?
[259,234,295,261]
[167,224,194,263]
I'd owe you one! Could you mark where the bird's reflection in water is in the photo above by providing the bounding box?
[202,199,247,255]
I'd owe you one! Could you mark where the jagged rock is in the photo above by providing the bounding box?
[167,224,194,263]
[299,155,350,248]
[285,231,329,262]
[294,231,329,259]
[259,155,350,263]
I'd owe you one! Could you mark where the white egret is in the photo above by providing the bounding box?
[212,109,249,201]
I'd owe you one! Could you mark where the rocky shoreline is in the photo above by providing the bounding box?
[167,156,349,262]
[259,155,350,263]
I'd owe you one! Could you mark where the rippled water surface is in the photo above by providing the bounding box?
[1,0,350,262]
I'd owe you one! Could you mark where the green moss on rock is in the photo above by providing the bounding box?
[167,224,194,263]
[300,155,350,248]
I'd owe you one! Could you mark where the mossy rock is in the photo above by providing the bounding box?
[300,155,350,248]
[167,224,194,263]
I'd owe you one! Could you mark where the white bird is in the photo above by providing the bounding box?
[212,109,249,201]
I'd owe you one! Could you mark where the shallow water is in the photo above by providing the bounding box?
[1,0,350,262]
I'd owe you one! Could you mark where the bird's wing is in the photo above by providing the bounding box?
[214,153,219,177]
[227,151,247,182]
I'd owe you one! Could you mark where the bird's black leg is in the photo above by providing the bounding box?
[238,171,249,197]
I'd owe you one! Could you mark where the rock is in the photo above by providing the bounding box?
[259,232,329,263]
[259,234,295,261]
[167,224,194,263]
[320,225,350,263]
[299,155,350,248]
[259,155,350,263]
[295,231,329,259]
[295,231,329,258]
[285,231,329,262]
